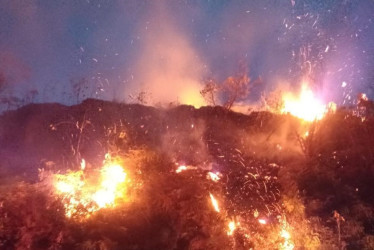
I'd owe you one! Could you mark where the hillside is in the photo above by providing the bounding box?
[0,99,374,249]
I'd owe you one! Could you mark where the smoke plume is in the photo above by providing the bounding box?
[129,1,206,107]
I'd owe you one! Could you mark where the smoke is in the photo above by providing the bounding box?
[0,1,372,106]
[161,118,209,167]
[129,1,206,107]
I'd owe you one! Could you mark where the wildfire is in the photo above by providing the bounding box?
[282,84,327,121]
[53,159,128,218]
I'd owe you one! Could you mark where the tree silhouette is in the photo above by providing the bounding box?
[200,63,259,110]
[200,79,219,106]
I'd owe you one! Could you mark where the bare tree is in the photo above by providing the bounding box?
[200,79,219,106]
[261,90,284,113]
[71,78,90,104]
[222,71,250,110]
[129,91,151,105]
[200,62,260,110]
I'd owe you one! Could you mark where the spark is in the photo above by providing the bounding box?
[209,193,220,212]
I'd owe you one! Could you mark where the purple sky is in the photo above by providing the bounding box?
[0,0,373,105]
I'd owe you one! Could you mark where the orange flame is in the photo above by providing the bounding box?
[53,159,128,218]
[282,84,327,121]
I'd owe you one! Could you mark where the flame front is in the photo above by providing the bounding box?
[282,84,327,122]
[53,160,128,218]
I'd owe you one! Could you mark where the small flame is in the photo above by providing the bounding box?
[53,160,128,218]
[282,84,327,121]
[209,193,220,212]
[227,220,237,236]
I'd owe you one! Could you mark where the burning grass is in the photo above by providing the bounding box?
[52,158,129,218]
[0,99,374,249]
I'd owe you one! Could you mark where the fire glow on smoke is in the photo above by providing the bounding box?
[53,159,128,218]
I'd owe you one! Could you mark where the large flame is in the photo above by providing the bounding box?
[53,160,128,218]
[282,84,327,122]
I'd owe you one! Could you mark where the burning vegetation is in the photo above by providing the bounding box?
[52,158,129,218]
[0,95,374,249]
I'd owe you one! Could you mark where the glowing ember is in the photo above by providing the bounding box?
[207,171,220,182]
[175,165,188,173]
[360,93,368,101]
[304,131,309,138]
[53,160,128,218]
[175,164,197,173]
[258,218,267,225]
[282,84,327,121]
[209,193,220,212]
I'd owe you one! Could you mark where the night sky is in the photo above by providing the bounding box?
[0,0,373,106]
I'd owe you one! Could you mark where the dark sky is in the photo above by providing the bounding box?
[0,0,373,106]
